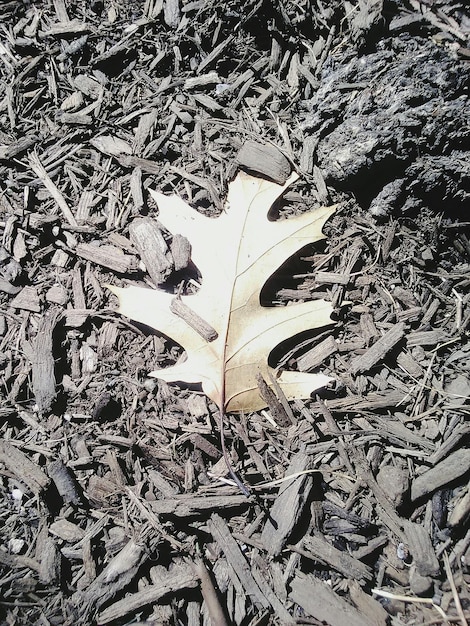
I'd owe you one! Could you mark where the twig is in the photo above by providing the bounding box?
[28,151,78,227]
[443,551,467,626]
[219,408,251,497]
[193,558,229,626]
[372,588,449,623]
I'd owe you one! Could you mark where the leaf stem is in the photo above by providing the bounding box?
[219,407,251,497]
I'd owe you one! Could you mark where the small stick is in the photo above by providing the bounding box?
[443,551,467,626]
[219,408,251,497]
[194,558,229,626]
[170,296,218,342]
[29,151,78,227]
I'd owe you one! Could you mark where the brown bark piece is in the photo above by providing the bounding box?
[47,460,82,505]
[293,532,373,583]
[97,562,198,625]
[49,519,86,542]
[402,519,440,577]
[209,514,269,609]
[170,233,191,270]
[170,296,218,341]
[350,322,406,374]
[129,217,173,284]
[290,572,378,626]
[11,286,41,312]
[410,448,470,501]
[349,580,389,626]
[297,335,338,371]
[76,243,136,274]
[236,141,291,184]
[39,537,61,584]
[0,441,50,495]
[150,494,249,517]
[261,450,313,555]
[23,311,60,413]
[71,539,147,621]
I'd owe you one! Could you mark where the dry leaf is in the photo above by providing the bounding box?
[108,172,336,412]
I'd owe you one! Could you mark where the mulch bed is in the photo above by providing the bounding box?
[1,0,469,624]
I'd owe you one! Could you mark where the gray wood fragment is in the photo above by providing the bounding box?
[48,459,82,505]
[0,441,50,495]
[0,548,40,572]
[236,141,291,184]
[193,558,229,626]
[0,135,37,159]
[448,479,470,529]
[348,580,389,626]
[170,233,191,270]
[251,564,293,623]
[97,562,197,625]
[402,519,440,577]
[39,537,61,584]
[410,448,470,501]
[76,243,136,274]
[129,217,172,284]
[11,285,41,312]
[170,296,218,341]
[350,322,406,374]
[297,335,337,371]
[315,271,350,285]
[147,469,179,498]
[209,514,269,609]
[407,329,448,346]
[129,167,143,210]
[396,349,424,378]
[71,539,147,621]
[150,494,249,517]
[163,0,180,28]
[295,532,373,583]
[290,572,377,626]
[49,519,86,542]
[261,450,313,555]
[256,372,291,427]
[376,464,409,507]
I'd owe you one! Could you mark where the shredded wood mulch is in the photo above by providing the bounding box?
[1,0,469,624]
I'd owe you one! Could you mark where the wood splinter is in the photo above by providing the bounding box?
[170,296,218,342]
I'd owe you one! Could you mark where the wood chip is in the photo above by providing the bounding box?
[75,243,136,273]
[47,459,82,505]
[261,450,313,555]
[170,296,218,341]
[236,141,291,184]
[22,311,59,413]
[11,286,41,312]
[297,335,338,371]
[410,448,470,501]
[291,532,373,583]
[71,539,147,621]
[350,322,406,374]
[0,441,50,495]
[209,514,269,609]
[290,572,379,626]
[97,562,198,624]
[129,217,172,284]
[149,494,249,517]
